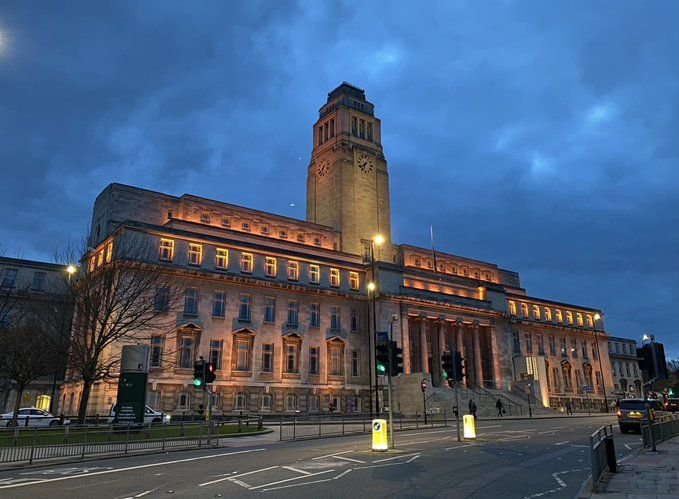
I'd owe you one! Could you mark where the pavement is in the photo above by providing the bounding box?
[587,435,679,498]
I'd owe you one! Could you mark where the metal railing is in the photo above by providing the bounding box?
[641,414,679,450]
[279,412,449,441]
[472,384,524,416]
[0,418,263,465]
[589,424,616,492]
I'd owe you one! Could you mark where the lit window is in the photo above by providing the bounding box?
[309,264,320,284]
[576,313,584,326]
[310,303,320,328]
[287,261,299,281]
[508,301,517,315]
[566,311,573,324]
[330,268,340,287]
[555,309,563,322]
[105,241,113,263]
[330,306,340,329]
[215,248,228,270]
[159,239,174,261]
[238,294,251,321]
[184,288,199,316]
[188,244,202,266]
[532,305,541,320]
[262,344,274,373]
[545,308,552,321]
[349,272,359,291]
[97,250,104,267]
[264,296,276,323]
[89,256,95,271]
[586,314,593,328]
[212,291,226,318]
[520,303,529,317]
[241,253,253,273]
[265,257,277,277]
[287,300,298,326]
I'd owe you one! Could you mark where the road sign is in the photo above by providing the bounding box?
[377,331,388,344]
[582,384,592,393]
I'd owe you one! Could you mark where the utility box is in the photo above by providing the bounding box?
[463,415,477,439]
[372,419,388,451]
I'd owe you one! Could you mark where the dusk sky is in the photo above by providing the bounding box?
[1,1,677,357]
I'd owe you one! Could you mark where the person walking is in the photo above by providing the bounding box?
[496,398,505,417]
[469,399,477,419]
[565,401,573,415]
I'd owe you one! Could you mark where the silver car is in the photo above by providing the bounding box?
[1,407,70,427]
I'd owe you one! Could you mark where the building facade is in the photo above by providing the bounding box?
[61,83,616,416]
[608,336,642,399]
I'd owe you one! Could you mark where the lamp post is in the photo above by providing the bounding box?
[592,312,609,413]
[368,281,377,416]
[368,235,384,416]
[49,264,77,414]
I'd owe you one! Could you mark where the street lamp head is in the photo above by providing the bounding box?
[593,312,601,321]
[66,265,77,275]
[367,282,376,292]
[373,234,385,246]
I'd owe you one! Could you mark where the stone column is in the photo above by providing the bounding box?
[488,326,503,390]
[437,318,447,387]
[472,320,484,388]
[419,314,429,374]
[455,319,466,385]
[402,310,412,374]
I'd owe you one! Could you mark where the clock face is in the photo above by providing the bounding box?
[357,153,374,173]
[317,158,330,177]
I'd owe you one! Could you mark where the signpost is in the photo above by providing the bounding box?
[113,372,147,425]
[583,384,592,415]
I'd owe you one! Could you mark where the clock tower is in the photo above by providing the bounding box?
[306,83,392,258]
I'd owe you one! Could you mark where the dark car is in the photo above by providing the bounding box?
[665,398,679,412]
[617,398,667,433]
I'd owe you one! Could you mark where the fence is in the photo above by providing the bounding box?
[589,424,616,492]
[279,412,449,441]
[0,418,262,465]
[641,414,679,450]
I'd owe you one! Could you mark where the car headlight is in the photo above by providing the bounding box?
[163,414,171,423]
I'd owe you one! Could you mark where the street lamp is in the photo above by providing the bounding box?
[49,264,77,414]
[368,235,383,416]
[592,312,609,413]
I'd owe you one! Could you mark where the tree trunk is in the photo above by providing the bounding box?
[77,381,93,424]
[11,384,25,437]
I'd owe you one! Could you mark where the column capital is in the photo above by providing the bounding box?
[472,320,480,329]
[418,313,428,321]
[455,318,464,327]
[437,316,447,325]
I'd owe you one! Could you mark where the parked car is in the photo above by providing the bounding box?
[1,408,70,427]
[665,398,679,412]
[107,405,171,425]
[617,398,667,433]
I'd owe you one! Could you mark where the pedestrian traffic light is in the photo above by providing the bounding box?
[205,362,217,384]
[454,351,465,382]
[441,351,454,380]
[376,342,389,374]
[389,340,403,376]
[193,360,206,388]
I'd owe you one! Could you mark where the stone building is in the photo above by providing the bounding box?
[608,335,642,399]
[0,257,73,414]
[60,83,615,416]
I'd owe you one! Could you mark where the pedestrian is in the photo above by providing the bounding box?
[565,401,573,415]
[469,399,477,419]
[496,398,505,417]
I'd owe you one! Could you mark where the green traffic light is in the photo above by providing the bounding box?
[193,378,203,387]
[442,371,448,379]
[377,364,386,373]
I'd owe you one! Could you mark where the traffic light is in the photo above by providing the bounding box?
[376,342,389,375]
[389,340,403,377]
[441,351,454,380]
[193,360,206,389]
[454,351,465,382]
[205,362,217,384]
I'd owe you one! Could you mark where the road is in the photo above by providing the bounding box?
[0,415,641,498]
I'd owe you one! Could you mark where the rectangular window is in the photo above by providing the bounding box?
[330,306,340,330]
[330,346,343,375]
[309,264,320,284]
[571,339,578,358]
[560,338,567,356]
[105,241,113,263]
[566,311,574,324]
[234,393,246,410]
[537,334,545,355]
[260,394,272,411]
[241,253,253,273]
[287,300,298,326]
[264,296,276,323]
[189,244,203,265]
[351,350,360,377]
[154,287,169,312]
[330,268,340,287]
[98,250,104,267]
[586,314,593,327]
[520,303,529,317]
[287,261,299,281]
[359,118,365,138]
[582,342,588,359]
[200,212,210,223]
[150,336,164,368]
[235,339,251,371]
[279,229,287,239]
[32,271,46,291]
[215,248,228,270]
[238,294,251,321]
[351,116,357,136]
[179,337,194,369]
[309,347,320,375]
[285,394,297,411]
[209,340,223,370]
[549,336,556,355]
[349,272,359,291]
[532,305,541,319]
[261,226,269,235]
[159,239,174,261]
[212,291,226,318]
[310,303,320,328]
[508,301,517,315]
[241,222,250,232]
[545,308,552,321]
[512,331,521,353]
[184,288,199,316]
[265,257,277,277]
[297,233,305,243]
[221,217,230,227]
[262,344,274,373]
[285,343,299,373]
[367,122,373,141]
[555,309,563,322]
[576,313,584,326]
[350,308,359,332]
[313,237,322,246]
[525,334,532,353]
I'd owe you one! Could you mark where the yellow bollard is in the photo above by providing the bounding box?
[463,415,476,439]
[372,419,388,451]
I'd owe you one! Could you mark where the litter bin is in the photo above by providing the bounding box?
[372,419,388,451]
[604,436,617,473]
[463,414,476,439]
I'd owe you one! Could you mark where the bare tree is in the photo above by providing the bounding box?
[66,235,182,423]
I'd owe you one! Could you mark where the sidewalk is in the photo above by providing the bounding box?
[589,435,679,498]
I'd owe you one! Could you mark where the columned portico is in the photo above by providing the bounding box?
[472,321,484,387]
[419,314,428,375]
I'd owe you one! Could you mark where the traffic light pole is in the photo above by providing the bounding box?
[452,350,461,442]
[387,322,395,449]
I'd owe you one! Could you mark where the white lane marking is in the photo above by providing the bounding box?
[555,441,570,445]
[538,430,556,434]
[476,425,503,429]
[249,469,335,490]
[331,455,365,463]
[555,441,588,448]
[624,442,642,450]
[261,477,334,492]
[399,439,437,446]
[445,443,478,451]
[312,450,355,460]
[230,479,252,489]
[281,466,312,475]
[198,465,279,487]
[334,469,352,480]
[0,448,267,491]
[552,473,567,487]
[373,453,420,463]
[406,454,421,463]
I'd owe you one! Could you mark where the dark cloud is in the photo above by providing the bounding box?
[0,0,677,356]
